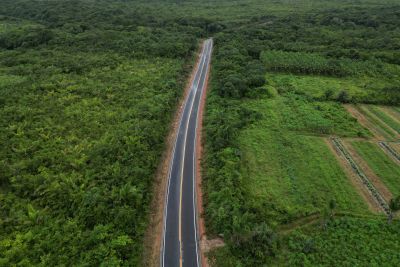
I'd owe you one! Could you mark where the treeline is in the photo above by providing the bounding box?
[203,2,400,265]
[204,34,278,265]
[237,5,400,66]
[215,42,266,98]
[0,0,213,266]
[0,1,226,59]
[261,50,393,77]
[0,25,53,49]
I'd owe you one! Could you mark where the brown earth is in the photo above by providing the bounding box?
[360,105,400,140]
[143,41,205,267]
[380,106,400,123]
[391,142,400,155]
[342,140,393,203]
[324,138,382,213]
[200,238,225,254]
[344,104,386,140]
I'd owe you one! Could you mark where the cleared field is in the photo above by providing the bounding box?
[357,105,398,140]
[381,106,400,122]
[265,94,370,137]
[351,141,400,196]
[267,73,376,100]
[367,105,400,134]
[238,97,370,224]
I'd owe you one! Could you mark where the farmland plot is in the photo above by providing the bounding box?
[351,141,400,196]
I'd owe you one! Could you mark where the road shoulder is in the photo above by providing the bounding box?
[143,41,205,267]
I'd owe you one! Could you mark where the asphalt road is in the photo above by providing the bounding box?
[161,39,213,267]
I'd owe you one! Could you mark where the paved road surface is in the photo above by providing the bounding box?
[161,39,213,267]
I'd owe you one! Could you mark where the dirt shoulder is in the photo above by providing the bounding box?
[143,41,205,267]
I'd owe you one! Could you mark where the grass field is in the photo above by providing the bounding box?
[264,93,370,137]
[356,105,399,140]
[351,141,400,196]
[238,96,371,224]
[267,73,370,100]
[367,106,400,134]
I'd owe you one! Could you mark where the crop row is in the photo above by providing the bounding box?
[379,141,400,162]
[331,138,390,214]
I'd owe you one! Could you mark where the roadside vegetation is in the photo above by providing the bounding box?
[203,0,400,265]
[0,1,204,265]
[1,0,400,266]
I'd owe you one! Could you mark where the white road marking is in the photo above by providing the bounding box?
[161,40,210,267]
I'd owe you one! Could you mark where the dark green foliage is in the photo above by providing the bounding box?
[261,50,390,77]
[389,196,400,212]
[1,0,400,265]
[279,218,400,266]
[0,0,208,265]
[212,36,266,99]
[0,26,53,49]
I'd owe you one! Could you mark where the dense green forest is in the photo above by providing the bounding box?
[0,0,204,265]
[1,0,400,266]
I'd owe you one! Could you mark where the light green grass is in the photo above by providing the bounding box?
[367,105,400,134]
[268,94,370,137]
[238,97,370,224]
[267,72,391,101]
[351,141,400,196]
[357,105,398,140]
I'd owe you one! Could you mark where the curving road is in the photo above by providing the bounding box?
[161,39,213,267]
